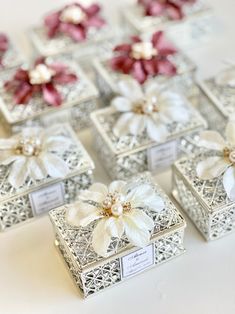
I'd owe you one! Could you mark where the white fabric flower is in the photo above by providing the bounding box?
[66,180,165,257]
[111,78,190,142]
[0,126,72,188]
[196,120,235,201]
[215,68,235,88]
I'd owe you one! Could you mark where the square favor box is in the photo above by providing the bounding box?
[0,56,98,134]
[198,66,235,131]
[0,124,94,231]
[29,2,122,62]
[93,35,197,104]
[49,173,186,298]
[122,0,213,48]
[90,99,207,180]
[0,33,23,88]
[173,154,235,240]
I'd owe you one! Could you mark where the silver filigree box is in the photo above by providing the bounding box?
[0,56,98,134]
[173,154,235,241]
[0,124,94,231]
[49,173,186,298]
[122,0,213,48]
[93,31,197,104]
[90,95,207,180]
[29,2,121,61]
[0,33,23,88]
[198,66,235,130]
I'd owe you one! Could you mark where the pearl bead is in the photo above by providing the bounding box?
[229,151,235,163]
[142,103,154,114]
[111,203,123,217]
[22,144,34,156]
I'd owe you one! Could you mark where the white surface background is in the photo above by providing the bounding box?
[0,1,235,313]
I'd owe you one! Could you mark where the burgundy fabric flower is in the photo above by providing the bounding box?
[4,57,77,106]
[44,2,105,42]
[110,31,177,84]
[138,0,196,20]
[0,33,9,67]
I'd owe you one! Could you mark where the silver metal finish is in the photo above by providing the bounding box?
[173,155,235,240]
[0,124,94,231]
[90,98,207,180]
[0,57,98,133]
[49,173,186,298]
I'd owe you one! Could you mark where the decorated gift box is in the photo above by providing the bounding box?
[29,1,121,61]
[122,0,214,49]
[49,173,186,298]
[93,30,197,104]
[0,56,98,134]
[90,77,207,180]
[172,118,235,240]
[0,33,23,88]
[0,124,94,231]
[198,65,235,132]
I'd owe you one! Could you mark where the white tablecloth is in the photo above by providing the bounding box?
[1,1,235,313]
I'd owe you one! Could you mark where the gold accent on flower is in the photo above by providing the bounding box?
[15,137,42,157]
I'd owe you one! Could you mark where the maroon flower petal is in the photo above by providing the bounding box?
[131,61,147,84]
[0,33,8,52]
[142,59,157,75]
[157,59,177,76]
[49,62,68,73]
[34,57,46,66]
[44,11,61,38]
[166,3,184,20]
[122,57,135,74]
[131,36,142,43]
[113,44,132,53]
[109,55,127,72]
[53,72,77,84]
[152,31,177,56]
[147,2,165,16]
[14,82,33,104]
[59,23,86,42]
[13,69,29,82]
[42,83,62,106]
[84,4,101,16]
[83,16,106,28]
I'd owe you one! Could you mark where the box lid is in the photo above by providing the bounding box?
[174,154,233,212]
[0,57,98,125]
[0,123,94,202]
[49,173,186,271]
[90,101,207,157]
[199,67,235,118]
[123,0,210,33]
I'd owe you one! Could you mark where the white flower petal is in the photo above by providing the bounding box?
[21,127,42,138]
[41,153,70,178]
[66,202,102,227]
[92,218,112,257]
[118,78,143,101]
[215,68,235,87]
[159,94,190,123]
[123,216,150,247]
[223,166,235,201]
[146,118,168,142]
[0,154,21,165]
[0,138,18,150]
[89,183,108,196]
[196,156,229,180]
[225,121,235,146]
[113,112,135,137]
[198,131,226,151]
[109,180,127,194]
[28,157,48,181]
[8,157,29,188]
[79,190,105,203]
[128,209,154,231]
[45,135,72,152]
[111,96,133,112]
[105,217,124,238]
[145,82,162,96]
[129,114,146,135]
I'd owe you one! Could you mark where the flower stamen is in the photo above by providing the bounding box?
[131,42,158,60]
[100,192,132,217]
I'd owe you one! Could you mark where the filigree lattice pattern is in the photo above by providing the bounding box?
[0,171,93,231]
[173,163,235,240]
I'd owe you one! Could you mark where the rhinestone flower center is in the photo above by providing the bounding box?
[15,137,42,157]
[131,42,158,60]
[60,5,87,24]
[223,147,235,164]
[101,192,132,217]
[29,64,55,85]
[133,96,159,115]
